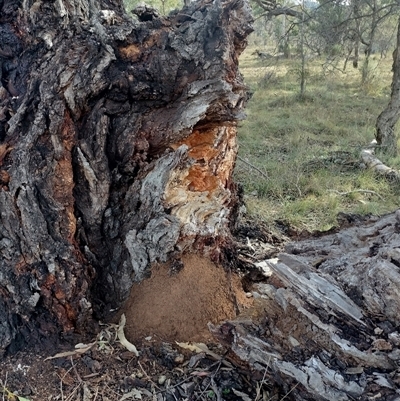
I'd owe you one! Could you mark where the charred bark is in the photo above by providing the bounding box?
[0,0,253,351]
[212,212,400,400]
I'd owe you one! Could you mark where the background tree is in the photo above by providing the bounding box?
[376,14,400,155]
[354,0,398,84]
[250,0,398,84]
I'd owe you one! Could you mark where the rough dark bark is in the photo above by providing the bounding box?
[212,212,400,400]
[375,15,400,156]
[0,0,253,352]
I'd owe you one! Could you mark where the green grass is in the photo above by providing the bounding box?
[235,47,400,231]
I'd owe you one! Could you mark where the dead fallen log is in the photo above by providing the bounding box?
[360,140,400,180]
[211,211,400,400]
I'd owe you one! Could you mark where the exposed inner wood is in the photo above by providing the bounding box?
[166,125,237,238]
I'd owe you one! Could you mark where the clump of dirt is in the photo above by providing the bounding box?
[121,254,252,342]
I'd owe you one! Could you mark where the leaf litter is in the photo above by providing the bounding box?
[0,330,279,401]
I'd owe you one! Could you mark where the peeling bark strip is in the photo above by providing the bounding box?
[0,0,253,351]
[212,212,400,400]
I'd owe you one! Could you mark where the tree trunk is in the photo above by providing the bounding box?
[351,0,360,69]
[375,15,400,156]
[353,41,359,68]
[299,0,306,99]
[0,0,253,352]
[212,211,400,400]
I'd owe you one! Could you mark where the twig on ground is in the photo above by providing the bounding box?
[70,356,82,383]
[82,373,100,379]
[56,365,75,401]
[65,383,81,401]
[237,156,269,179]
[60,377,64,401]
[255,357,270,401]
[1,372,7,401]
[279,382,299,401]
[169,388,179,401]
[155,376,194,395]
[105,382,123,398]
[265,382,300,401]
[93,386,99,401]
[196,360,222,400]
[0,374,19,401]
[240,372,254,388]
[328,189,384,201]
[138,361,162,391]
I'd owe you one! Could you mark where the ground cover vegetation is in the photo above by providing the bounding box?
[236,48,400,231]
[235,0,400,232]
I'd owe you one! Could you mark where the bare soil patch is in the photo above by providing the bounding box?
[121,254,252,343]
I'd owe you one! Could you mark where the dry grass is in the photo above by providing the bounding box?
[236,46,400,231]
